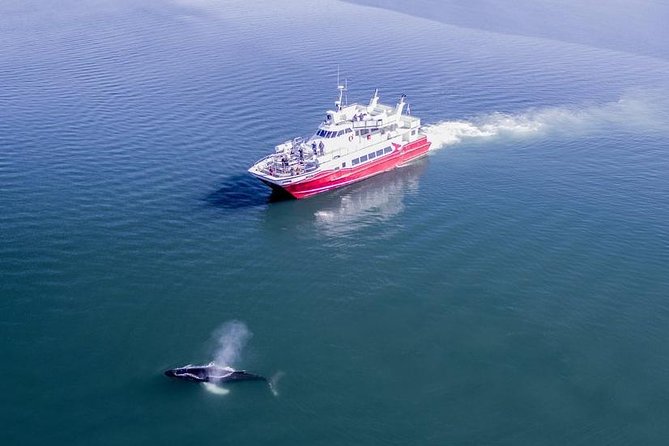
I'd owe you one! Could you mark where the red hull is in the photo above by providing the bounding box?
[273,136,431,199]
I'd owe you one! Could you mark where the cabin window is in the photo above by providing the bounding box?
[360,155,368,162]
[384,146,392,153]
[345,128,353,134]
[411,130,416,135]
[368,152,376,160]
[337,130,344,137]
[352,158,359,166]
[376,149,384,157]
[342,162,346,168]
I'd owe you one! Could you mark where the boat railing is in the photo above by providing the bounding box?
[255,151,320,178]
[352,119,385,129]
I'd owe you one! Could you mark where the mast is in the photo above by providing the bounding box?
[368,88,379,111]
[394,93,406,117]
[335,66,346,111]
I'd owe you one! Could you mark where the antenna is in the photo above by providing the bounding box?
[335,66,346,110]
[344,78,348,105]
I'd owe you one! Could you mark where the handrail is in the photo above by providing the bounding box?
[352,119,385,129]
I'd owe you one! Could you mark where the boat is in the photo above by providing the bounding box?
[248,82,431,199]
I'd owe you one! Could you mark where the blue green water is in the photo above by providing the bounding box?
[2,0,669,444]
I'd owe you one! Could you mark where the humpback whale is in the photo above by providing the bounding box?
[164,362,266,384]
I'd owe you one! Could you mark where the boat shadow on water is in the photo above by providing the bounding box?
[204,174,294,210]
[204,158,429,221]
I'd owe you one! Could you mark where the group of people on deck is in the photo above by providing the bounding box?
[312,141,325,156]
[352,113,368,122]
[268,140,324,177]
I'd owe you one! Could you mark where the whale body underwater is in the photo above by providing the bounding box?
[164,362,266,384]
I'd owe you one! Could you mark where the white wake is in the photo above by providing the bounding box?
[425,92,668,151]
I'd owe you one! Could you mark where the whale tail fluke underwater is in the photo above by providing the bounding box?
[164,362,266,384]
[268,371,285,397]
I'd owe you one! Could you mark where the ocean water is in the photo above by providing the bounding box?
[2,0,669,444]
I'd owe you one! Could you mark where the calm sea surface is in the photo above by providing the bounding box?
[2,1,669,444]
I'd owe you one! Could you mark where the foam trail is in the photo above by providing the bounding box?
[425,92,669,151]
[212,320,252,367]
[425,114,542,149]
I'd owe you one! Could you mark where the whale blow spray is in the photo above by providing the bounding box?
[212,320,252,367]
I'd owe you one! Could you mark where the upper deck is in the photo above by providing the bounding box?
[314,90,421,138]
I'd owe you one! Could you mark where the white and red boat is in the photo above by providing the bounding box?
[248,84,431,199]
